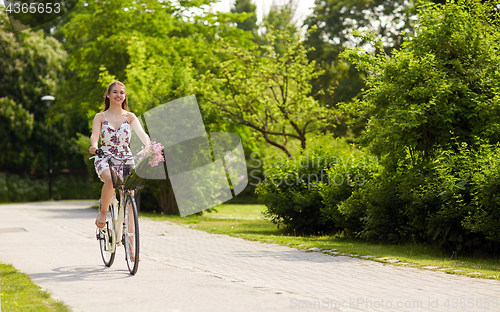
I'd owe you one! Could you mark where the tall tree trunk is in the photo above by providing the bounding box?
[159,179,178,215]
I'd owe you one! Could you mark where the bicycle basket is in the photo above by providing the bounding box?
[109,161,128,189]
[108,159,146,190]
[122,167,145,190]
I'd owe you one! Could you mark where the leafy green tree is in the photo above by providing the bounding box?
[201,29,329,157]
[57,0,162,123]
[57,0,252,124]
[231,0,258,33]
[303,0,414,126]
[57,0,255,212]
[260,0,299,56]
[0,98,34,169]
[337,0,500,250]
[306,0,412,52]
[0,12,67,174]
[341,0,500,166]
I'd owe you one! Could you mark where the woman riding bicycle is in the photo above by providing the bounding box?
[88,81,150,229]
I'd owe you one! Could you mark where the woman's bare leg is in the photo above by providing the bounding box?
[96,169,114,228]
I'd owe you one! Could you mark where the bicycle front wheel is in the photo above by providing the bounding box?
[124,193,140,275]
[97,201,116,267]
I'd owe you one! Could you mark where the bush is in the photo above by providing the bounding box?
[339,140,500,253]
[336,0,500,254]
[0,172,47,202]
[0,172,98,202]
[464,145,500,245]
[319,150,382,235]
[256,135,380,234]
[52,175,100,200]
[339,168,420,242]
[431,141,500,251]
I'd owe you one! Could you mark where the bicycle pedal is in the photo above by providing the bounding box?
[96,228,107,240]
[96,228,103,239]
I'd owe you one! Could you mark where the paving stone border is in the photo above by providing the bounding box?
[300,247,499,280]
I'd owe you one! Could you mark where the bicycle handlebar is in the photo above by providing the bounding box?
[89,148,144,161]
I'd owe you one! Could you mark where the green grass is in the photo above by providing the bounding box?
[140,204,500,280]
[0,263,71,312]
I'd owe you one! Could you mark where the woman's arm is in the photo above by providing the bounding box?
[129,113,151,148]
[89,113,103,154]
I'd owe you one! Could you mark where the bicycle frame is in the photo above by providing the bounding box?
[102,196,123,254]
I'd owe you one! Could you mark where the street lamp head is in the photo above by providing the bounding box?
[41,95,55,107]
[41,95,55,101]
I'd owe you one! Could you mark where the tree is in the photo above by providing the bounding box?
[201,29,329,157]
[57,0,253,122]
[260,0,299,56]
[56,0,254,213]
[303,0,414,116]
[0,98,34,169]
[341,0,500,166]
[335,0,500,250]
[231,0,258,33]
[0,11,67,174]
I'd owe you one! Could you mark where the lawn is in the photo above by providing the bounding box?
[140,204,500,280]
[0,263,71,312]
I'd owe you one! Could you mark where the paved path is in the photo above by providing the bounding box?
[1,201,499,312]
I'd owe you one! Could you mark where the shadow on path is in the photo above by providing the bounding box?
[29,265,132,283]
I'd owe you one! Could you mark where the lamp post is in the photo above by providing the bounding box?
[41,95,55,200]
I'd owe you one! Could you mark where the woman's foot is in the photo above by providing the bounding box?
[95,212,106,229]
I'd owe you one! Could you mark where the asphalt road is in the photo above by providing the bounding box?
[1,201,500,312]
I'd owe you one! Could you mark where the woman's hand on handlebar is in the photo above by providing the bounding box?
[89,147,104,157]
[88,148,104,160]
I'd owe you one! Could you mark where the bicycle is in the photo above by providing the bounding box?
[89,148,145,275]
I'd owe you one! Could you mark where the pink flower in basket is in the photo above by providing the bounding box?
[139,141,165,167]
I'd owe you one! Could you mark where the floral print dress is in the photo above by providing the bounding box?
[94,111,134,183]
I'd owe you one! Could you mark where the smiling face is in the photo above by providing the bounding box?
[107,85,126,106]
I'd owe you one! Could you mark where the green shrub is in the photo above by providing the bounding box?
[0,172,98,202]
[411,142,500,252]
[339,166,423,242]
[437,142,500,249]
[52,175,99,200]
[415,147,476,252]
[464,144,500,245]
[320,150,382,235]
[256,135,380,234]
[0,172,47,202]
[337,0,500,254]
[339,140,500,253]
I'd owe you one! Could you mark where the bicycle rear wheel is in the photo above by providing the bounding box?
[124,193,140,275]
[97,201,116,267]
